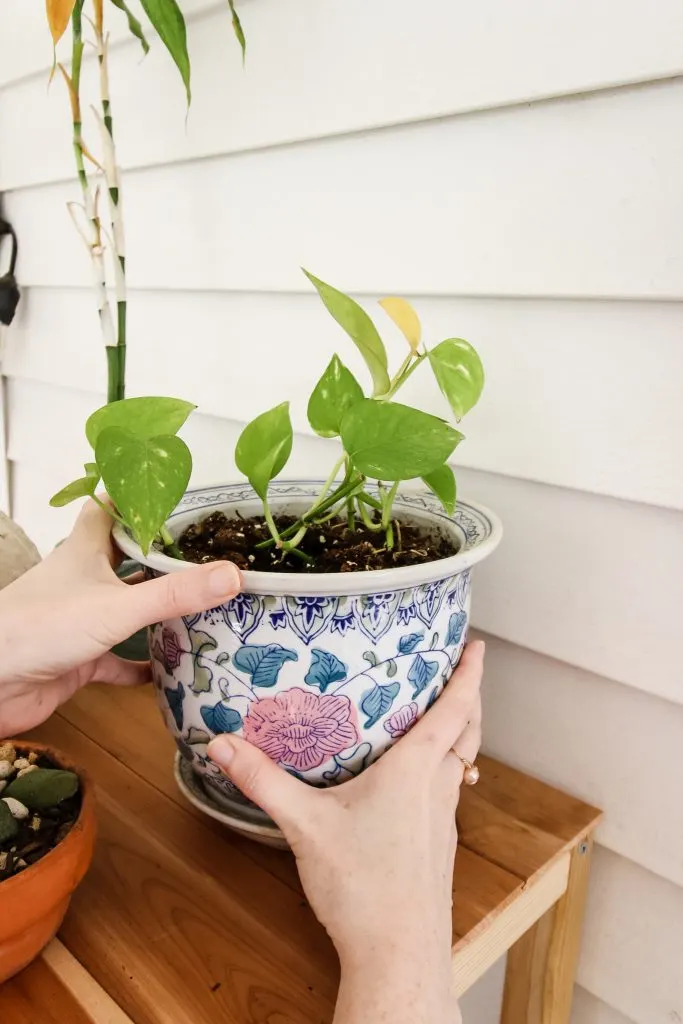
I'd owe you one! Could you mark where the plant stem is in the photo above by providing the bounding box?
[356,497,383,532]
[92,3,126,402]
[69,0,117,393]
[262,498,282,547]
[92,494,126,525]
[381,481,400,528]
[309,454,346,514]
[345,497,355,531]
[159,525,183,559]
[281,524,308,551]
[254,476,362,551]
[383,352,428,400]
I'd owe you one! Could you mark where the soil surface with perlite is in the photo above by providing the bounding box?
[178,511,458,574]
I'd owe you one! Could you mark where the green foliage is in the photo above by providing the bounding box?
[52,396,194,556]
[341,400,463,481]
[50,463,98,507]
[303,270,391,398]
[4,768,79,810]
[49,276,485,568]
[86,396,195,448]
[96,427,192,554]
[235,403,293,500]
[138,0,191,103]
[109,0,150,53]
[422,464,457,516]
[308,355,364,438]
[227,0,246,61]
[428,338,485,420]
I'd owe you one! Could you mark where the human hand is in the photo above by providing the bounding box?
[208,640,484,1024]
[0,501,242,736]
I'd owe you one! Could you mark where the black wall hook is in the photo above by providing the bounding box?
[0,218,20,326]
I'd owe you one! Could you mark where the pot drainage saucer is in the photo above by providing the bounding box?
[173,754,288,849]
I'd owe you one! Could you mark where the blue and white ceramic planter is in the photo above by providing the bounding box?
[114,482,502,808]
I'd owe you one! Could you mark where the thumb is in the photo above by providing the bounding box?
[207,734,313,830]
[109,561,242,640]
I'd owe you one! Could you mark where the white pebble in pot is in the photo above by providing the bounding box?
[2,797,29,819]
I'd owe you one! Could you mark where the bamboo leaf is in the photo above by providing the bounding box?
[56,63,80,122]
[379,296,421,352]
[46,0,78,45]
[138,0,191,104]
[109,0,150,53]
[227,0,246,61]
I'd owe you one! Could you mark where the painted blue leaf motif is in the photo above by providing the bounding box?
[398,632,424,655]
[408,655,439,698]
[164,682,185,730]
[233,643,298,687]
[426,686,439,710]
[360,681,401,729]
[446,611,468,646]
[200,700,243,734]
[305,648,348,692]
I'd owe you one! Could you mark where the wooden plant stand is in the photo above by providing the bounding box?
[1,684,601,1023]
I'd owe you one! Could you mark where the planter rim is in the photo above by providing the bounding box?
[0,739,93,896]
[113,481,503,597]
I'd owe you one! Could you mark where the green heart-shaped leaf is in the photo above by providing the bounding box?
[428,338,485,420]
[422,464,457,516]
[49,474,98,507]
[303,270,390,397]
[307,355,364,438]
[235,402,293,500]
[341,399,463,480]
[86,396,195,449]
[96,427,192,554]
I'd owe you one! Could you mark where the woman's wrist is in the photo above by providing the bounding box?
[335,941,456,1024]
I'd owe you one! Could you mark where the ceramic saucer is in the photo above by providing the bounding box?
[173,754,288,849]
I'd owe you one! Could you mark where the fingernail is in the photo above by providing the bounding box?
[207,735,236,768]
[208,562,242,598]
[471,640,486,657]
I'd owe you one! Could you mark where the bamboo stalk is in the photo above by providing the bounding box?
[67,0,118,401]
[92,3,126,403]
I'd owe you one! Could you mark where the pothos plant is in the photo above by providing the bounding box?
[45,0,245,405]
[50,271,484,565]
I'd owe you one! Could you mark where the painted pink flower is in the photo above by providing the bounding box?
[243,687,359,773]
[384,702,418,739]
[152,627,183,674]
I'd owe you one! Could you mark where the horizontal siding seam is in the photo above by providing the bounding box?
[10,283,683,306]
[3,74,683,196]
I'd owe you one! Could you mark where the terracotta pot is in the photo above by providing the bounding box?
[0,741,96,982]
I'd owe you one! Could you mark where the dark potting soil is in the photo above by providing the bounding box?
[0,751,81,882]
[178,510,458,574]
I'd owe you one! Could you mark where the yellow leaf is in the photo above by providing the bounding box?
[93,0,104,34]
[379,296,422,352]
[57,64,80,122]
[46,0,78,45]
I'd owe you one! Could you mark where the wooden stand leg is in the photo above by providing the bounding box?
[500,835,595,1024]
